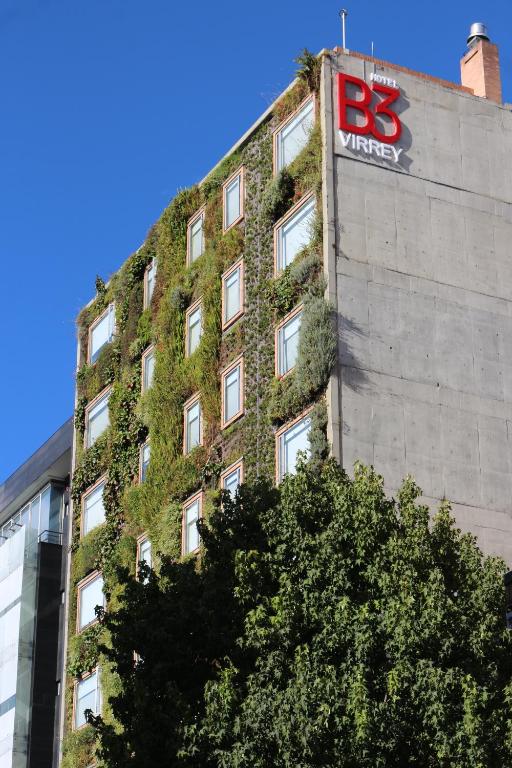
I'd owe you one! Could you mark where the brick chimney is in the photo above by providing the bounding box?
[460,23,502,103]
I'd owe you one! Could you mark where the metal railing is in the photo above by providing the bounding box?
[38,529,63,546]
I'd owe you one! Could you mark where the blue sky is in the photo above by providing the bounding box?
[1,0,511,482]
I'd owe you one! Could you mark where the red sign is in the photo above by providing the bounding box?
[337,73,402,144]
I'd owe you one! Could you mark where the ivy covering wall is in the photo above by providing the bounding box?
[63,51,336,767]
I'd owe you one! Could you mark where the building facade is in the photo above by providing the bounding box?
[63,28,512,766]
[0,420,72,768]
[323,39,512,563]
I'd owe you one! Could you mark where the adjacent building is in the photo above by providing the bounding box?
[62,24,512,766]
[0,420,72,768]
[325,28,512,562]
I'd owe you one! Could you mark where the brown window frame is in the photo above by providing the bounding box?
[181,490,204,557]
[183,393,203,454]
[186,207,206,267]
[222,166,245,233]
[272,94,316,176]
[184,299,203,357]
[80,474,107,539]
[220,356,244,429]
[274,303,304,379]
[221,258,244,330]
[76,570,104,634]
[273,191,316,277]
[274,407,313,485]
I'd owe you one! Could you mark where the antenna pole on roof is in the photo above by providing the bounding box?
[339,9,348,51]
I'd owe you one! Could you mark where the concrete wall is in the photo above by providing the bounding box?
[323,51,512,564]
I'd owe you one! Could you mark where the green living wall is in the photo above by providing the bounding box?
[63,51,336,767]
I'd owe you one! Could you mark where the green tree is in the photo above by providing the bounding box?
[93,461,512,767]
[90,482,276,767]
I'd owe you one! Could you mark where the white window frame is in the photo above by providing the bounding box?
[222,166,245,232]
[221,356,244,429]
[275,304,303,378]
[221,259,244,330]
[88,303,115,364]
[187,208,205,266]
[275,410,312,484]
[182,491,203,556]
[183,394,202,454]
[185,299,203,357]
[76,571,105,632]
[144,258,157,309]
[74,668,101,730]
[84,387,111,449]
[81,475,107,538]
[273,96,315,174]
[274,193,316,275]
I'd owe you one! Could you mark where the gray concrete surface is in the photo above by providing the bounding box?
[323,51,512,564]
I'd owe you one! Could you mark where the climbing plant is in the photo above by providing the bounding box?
[63,50,331,767]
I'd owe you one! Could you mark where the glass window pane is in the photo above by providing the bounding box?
[143,351,155,391]
[185,500,200,554]
[278,198,315,271]
[279,311,302,375]
[146,260,156,306]
[87,393,110,447]
[187,306,202,355]
[90,305,114,363]
[84,482,106,535]
[224,267,240,323]
[76,671,99,728]
[280,416,311,480]
[79,575,104,630]
[190,217,204,262]
[20,504,30,528]
[141,443,150,482]
[224,367,240,422]
[225,176,240,228]
[139,539,152,568]
[277,99,315,171]
[186,402,200,452]
[223,467,241,497]
[29,496,40,530]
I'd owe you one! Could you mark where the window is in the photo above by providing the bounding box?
[223,167,244,232]
[74,669,101,730]
[276,412,312,483]
[137,535,152,582]
[185,300,202,356]
[138,537,152,569]
[140,441,150,482]
[274,194,316,274]
[0,484,55,543]
[144,258,157,309]
[187,209,205,265]
[182,492,202,556]
[222,260,244,329]
[77,572,104,632]
[220,460,243,498]
[82,478,106,537]
[142,346,155,392]
[85,388,111,448]
[183,395,202,454]
[274,97,315,173]
[221,357,244,428]
[276,305,303,377]
[88,304,115,364]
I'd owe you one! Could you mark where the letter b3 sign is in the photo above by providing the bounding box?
[337,73,402,144]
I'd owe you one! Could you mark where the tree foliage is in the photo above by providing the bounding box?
[92,461,512,767]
